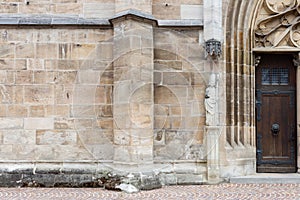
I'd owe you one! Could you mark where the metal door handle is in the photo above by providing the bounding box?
[271,123,280,136]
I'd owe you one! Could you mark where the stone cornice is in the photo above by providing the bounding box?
[109,9,157,25]
[157,19,203,27]
[0,14,111,26]
[0,12,203,27]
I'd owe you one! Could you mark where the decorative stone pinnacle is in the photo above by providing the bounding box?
[205,39,222,59]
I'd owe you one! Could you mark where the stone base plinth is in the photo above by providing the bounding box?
[206,126,222,184]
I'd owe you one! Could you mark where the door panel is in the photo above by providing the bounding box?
[256,54,296,173]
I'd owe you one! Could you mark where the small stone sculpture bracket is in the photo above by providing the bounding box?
[205,39,222,59]
[293,54,300,67]
[255,55,261,67]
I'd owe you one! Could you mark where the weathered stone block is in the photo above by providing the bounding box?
[154,116,170,129]
[78,129,111,145]
[176,174,203,185]
[0,118,23,129]
[28,105,46,117]
[3,130,35,145]
[0,59,15,70]
[163,72,191,85]
[0,174,22,187]
[114,129,130,145]
[159,173,177,185]
[34,145,56,160]
[0,3,18,14]
[181,5,203,20]
[71,105,95,118]
[71,44,96,59]
[54,60,80,70]
[152,4,180,20]
[115,0,152,13]
[7,105,28,117]
[97,105,113,117]
[55,3,82,14]
[12,144,36,160]
[24,117,54,130]
[99,70,113,84]
[73,85,98,105]
[97,43,113,60]
[36,44,58,59]
[154,60,183,71]
[0,105,7,117]
[15,59,27,70]
[154,86,179,104]
[114,115,132,129]
[140,175,162,190]
[54,118,75,130]
[55,71,77,84]
[19,4,51,14]
[27,59,44,70]
[0,44,14,58]
[83,3,114,18]
[24,85,54,104]
[55,145,92,160]
[33,71,55,84]
[86,144,114,160]
[48,105,70,117]
[15,70,33,84]
[16,43,35,58]
[73,119,93,130]
[36,130,77,145]
[97,119,113,130]
[77,70,100,84]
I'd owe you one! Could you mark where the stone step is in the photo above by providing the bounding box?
[230,173,300,184]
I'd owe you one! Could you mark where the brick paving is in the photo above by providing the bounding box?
[0,183,299,200]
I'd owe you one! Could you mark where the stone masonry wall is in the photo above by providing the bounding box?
[152,0,203,20]
[153,28,207,161]
[0,0,213,187]
[0,0,203,21]
[0,27,114,161]
[0,0,115,18]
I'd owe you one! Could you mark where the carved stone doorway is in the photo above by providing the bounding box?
[255,54,297,173]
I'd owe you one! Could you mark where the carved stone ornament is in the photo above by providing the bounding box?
[293,53,300,66]
[205,39,222,58]
[254,0,300,48]
[255,55,262,67]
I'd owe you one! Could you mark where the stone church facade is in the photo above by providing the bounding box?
[0,0,298,186]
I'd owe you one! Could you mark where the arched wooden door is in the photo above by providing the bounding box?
[256,54,297,173]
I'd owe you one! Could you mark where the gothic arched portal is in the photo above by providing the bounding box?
[223,0,300,176]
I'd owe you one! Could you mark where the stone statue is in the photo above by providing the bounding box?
[205,73,219,126]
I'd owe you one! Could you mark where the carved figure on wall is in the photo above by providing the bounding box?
[293,53,300,66]
[254,0,300,48]
[205,73,219,126]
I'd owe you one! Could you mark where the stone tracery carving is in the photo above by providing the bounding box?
[254,0,300,48]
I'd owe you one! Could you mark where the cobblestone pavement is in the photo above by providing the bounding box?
[0,183,299,200]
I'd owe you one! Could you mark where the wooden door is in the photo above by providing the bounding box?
[256,54,297,173]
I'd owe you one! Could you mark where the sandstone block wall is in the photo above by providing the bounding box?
[153,28,207,161]
[0,0,234,186]
[0,0,203,20]
[152,0,203,20]
[0,27,114,161]
[0,0,115,18]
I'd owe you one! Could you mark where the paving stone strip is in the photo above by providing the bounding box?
[0,183,299,200]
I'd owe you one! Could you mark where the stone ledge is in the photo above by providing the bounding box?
[0,169,162,190]
[0,14,111,26]
[157,19,203,27]
[110,9,156,23]
[0,13,203,27]
[230,173,300,184]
